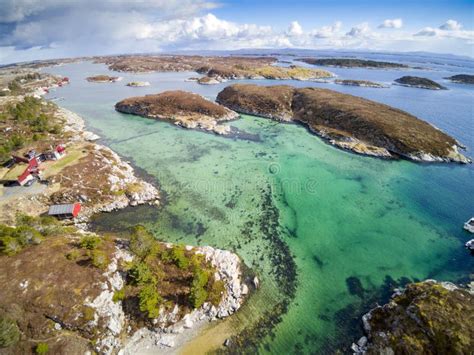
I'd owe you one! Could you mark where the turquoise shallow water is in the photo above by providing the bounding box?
[44,59,474,353]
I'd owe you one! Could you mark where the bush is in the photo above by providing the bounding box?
[113,288,125,303]
[189,268,209,308]
[79,235,102,250]
[128,262,155,286]
[129,225,156,258]
[65,249,81,261]
[170,245,189,269]
[0,236,22,256]
[138,284,162,318]
[0,316,20,348]
[35,342,49,354]
[208,280,226,306]
[90,249,109,269]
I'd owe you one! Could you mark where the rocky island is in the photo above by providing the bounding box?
[297,58,409,68]
[334,79,388,88]
[216,84,470,163]
[115,90,238,135]
[445,74,474,84]
[352,280,473,354]
[394,76,447,90]
[94,55,333,81]
[86,75,122,83]
[126,81,150,87]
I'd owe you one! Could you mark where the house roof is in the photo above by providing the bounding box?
[48,203,79,215]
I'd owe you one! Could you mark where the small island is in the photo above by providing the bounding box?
[115,90,238,135]
[197,76,221,85]
[216,84,470,163]
[394,76,447,90]
[445,74,474,84]
[86,75,122,83]
[334,79,388,88]
[126,81,150,87]
[352,280,473,354]
[297,58,409,69]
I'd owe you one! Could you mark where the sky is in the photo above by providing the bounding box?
[0,0,473,64]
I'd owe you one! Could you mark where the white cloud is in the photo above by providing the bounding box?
[1,4,474,64]
[286,21,303,37]
[311,21,342,38]
[415,20,473,42]
[439,19,462,31]
[346,22,370,37]
[379,18,403,29]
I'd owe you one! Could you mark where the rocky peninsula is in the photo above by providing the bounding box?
[445,74,474,84]
[216,84,470,163]
[115,90,238,135]
[297,58,409,69]
[394,76,447,90]
[352,280,473,354]
[86,75,122,83]
[334,79,387,88]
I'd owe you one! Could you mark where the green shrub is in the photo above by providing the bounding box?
[13,226,43,246]
[129,225,156,258]
[65,249,81,261]
[80,235,102,250]
[0,236,22,256]
[113,288,125,303]
[128,262,155,286]
[90,249,109,269]
[208,279,226,306]
[189,268,209,308]
[170,245,189,269]
[138,284,162,318]
[35,342,49,354]
[0,316,20,348]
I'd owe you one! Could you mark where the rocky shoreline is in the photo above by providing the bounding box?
[352,280,474,354]
[48,106,160,227]
[86,242,248,354]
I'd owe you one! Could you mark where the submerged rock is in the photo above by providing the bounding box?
[394,76,447,90]
[216,84,470,163]
[354,280,474,354]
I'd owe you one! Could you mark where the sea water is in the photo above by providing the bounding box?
[44,55,474,353]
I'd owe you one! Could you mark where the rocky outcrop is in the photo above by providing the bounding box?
[334,79,388,88]
[115,90,238,135]
[352,280,474,354]
[94,243,247,354]
[445,74,474,84]
[216,84,470,163]
[297,58,409,68]
[394,76,447,90]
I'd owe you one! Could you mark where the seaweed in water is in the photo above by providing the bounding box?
[346,276,365,298]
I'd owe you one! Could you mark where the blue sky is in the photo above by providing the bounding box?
[0,0,473,64]
[213,0,473,30]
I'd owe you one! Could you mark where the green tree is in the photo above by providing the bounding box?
[129,225,156,258]
[189,268,209,308]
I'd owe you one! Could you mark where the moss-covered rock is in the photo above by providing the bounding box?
[354,280,474,354]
